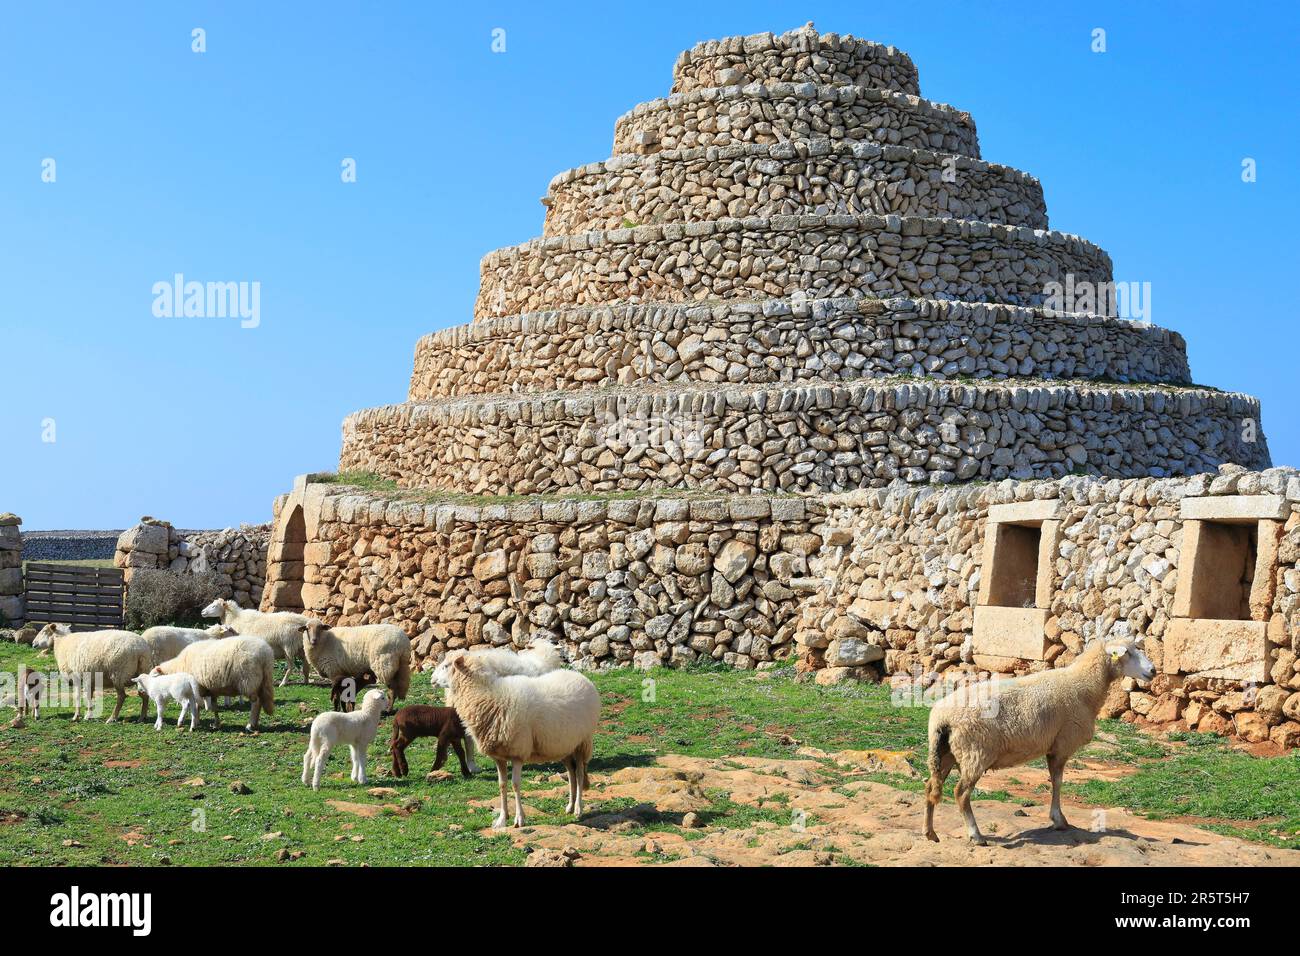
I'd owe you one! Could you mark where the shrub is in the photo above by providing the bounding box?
[124,569,224,630]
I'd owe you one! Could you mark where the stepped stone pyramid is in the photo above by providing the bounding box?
[339,24,1269,497]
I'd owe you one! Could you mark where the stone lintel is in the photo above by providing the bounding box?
[987,500,1060,525]
[1179,495,1287,523]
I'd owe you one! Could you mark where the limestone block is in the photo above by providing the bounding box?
[1163,618,1268,682]
[1180,495,1287,522]
[972,606,1049,661]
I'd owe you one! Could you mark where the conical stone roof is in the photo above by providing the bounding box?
[340,25,1269,496]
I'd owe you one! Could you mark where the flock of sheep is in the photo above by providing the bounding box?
[15,594,1157,841]
[21,598,601,830]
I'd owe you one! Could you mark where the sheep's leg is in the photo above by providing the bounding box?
[70,675,81,721]
[246,695,261,733]
[351,744,368,785]
[510,760,525,828]
[106,685,125,723]
[432,734,450,773]
[492,760,510,829]
[301,741,316,786]
[277,651,292,688]
[450,738,471,779]
[1046,752,1071,831]
[210,695,222,730]
[140,688,150,722]
[154,699,164,731]
[573,758,586,820]
[562,757,577,815]
[312,744,330,791]
[463,736,480,775]
[924,750,957,842]
[954,767,987,846]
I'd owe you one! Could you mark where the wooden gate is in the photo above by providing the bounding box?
[23,563,125,631]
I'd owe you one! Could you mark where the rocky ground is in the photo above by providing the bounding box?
[486,749,1297,867]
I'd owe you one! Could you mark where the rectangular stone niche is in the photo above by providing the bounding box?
[1166,495,1284,682]
[972,501,1061,670]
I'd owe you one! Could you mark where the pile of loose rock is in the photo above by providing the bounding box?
[114,518,270,609]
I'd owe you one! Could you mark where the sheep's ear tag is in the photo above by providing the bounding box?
[1106,646,1125,662]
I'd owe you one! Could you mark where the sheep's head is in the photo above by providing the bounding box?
[148,666,164,677]
[429,650,465,689]
[1104,636,1156,683]
[300,619,329,647]
[201,598,233,620]
[206,624,237,639]
[130,675,149,691]
[360,688,390,713]
[33,623,71,649]
[451,652,490,685]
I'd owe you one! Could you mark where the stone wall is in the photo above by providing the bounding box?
[265,468,1300,746]
[613,84,979,158]
[541,142,1048,237]
[671,28,919,95]
[474,216,1113,320]
[791,465,1300,747]
[409,297,1189,401]
[270,483,823,672]
[341,381,1265,497]
[0,514,23,626]
[114,518,269,609]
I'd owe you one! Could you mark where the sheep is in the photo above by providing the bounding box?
[201,598,312,686]
[389,705,474,778]
[449,653,600,828]
[151,635,276,732]
[301,689,390,791]
[131,671,203,731]
[299,620,411,707]
[429,638,564,703]
[330,671,377,712]
[37,624,152,722]
[140,623,237,668]
[16,665,44,718]
[923,634,1156,845]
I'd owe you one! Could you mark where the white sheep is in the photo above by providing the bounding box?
[131,671,203,731]
[151,635,276,732]
[140,624,237,668]
[37,624,153,722]
[449,653,600,828]
[301,688,390,791]
[429,638,564,702]
[299,620,411,704]
[202,598,312,686]
[923,634,1156,845]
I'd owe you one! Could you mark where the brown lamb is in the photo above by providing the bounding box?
[389,705,473,778]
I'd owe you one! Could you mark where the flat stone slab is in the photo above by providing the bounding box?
[1180,495,1287,522]
[1164,618,1269,682]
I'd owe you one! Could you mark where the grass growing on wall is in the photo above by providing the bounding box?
[0,637,1295,865]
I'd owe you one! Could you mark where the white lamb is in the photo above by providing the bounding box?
[924,634,1156,845]
[202,598,312,686]
[36,624,153,722]
[131,671,203,731]
[301,688,390,791]
[152,635,276,732]
[449,653,600,828]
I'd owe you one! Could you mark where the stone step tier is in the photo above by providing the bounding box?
[612,83,979,159]
[542,141,1048,237]
[671,27,920,96]
[409,297,1190,401]
[339,379,1267,497]
[473,214,1112,320]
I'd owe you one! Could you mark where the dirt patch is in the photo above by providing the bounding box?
[487,752,1299,867]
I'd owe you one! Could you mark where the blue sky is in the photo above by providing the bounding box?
[2,1,1297,530]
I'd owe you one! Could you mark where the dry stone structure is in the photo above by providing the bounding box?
[0,514,23,626]
[265,26,1292,744]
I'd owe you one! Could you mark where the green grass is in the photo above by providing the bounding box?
[0,638,1296,864]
